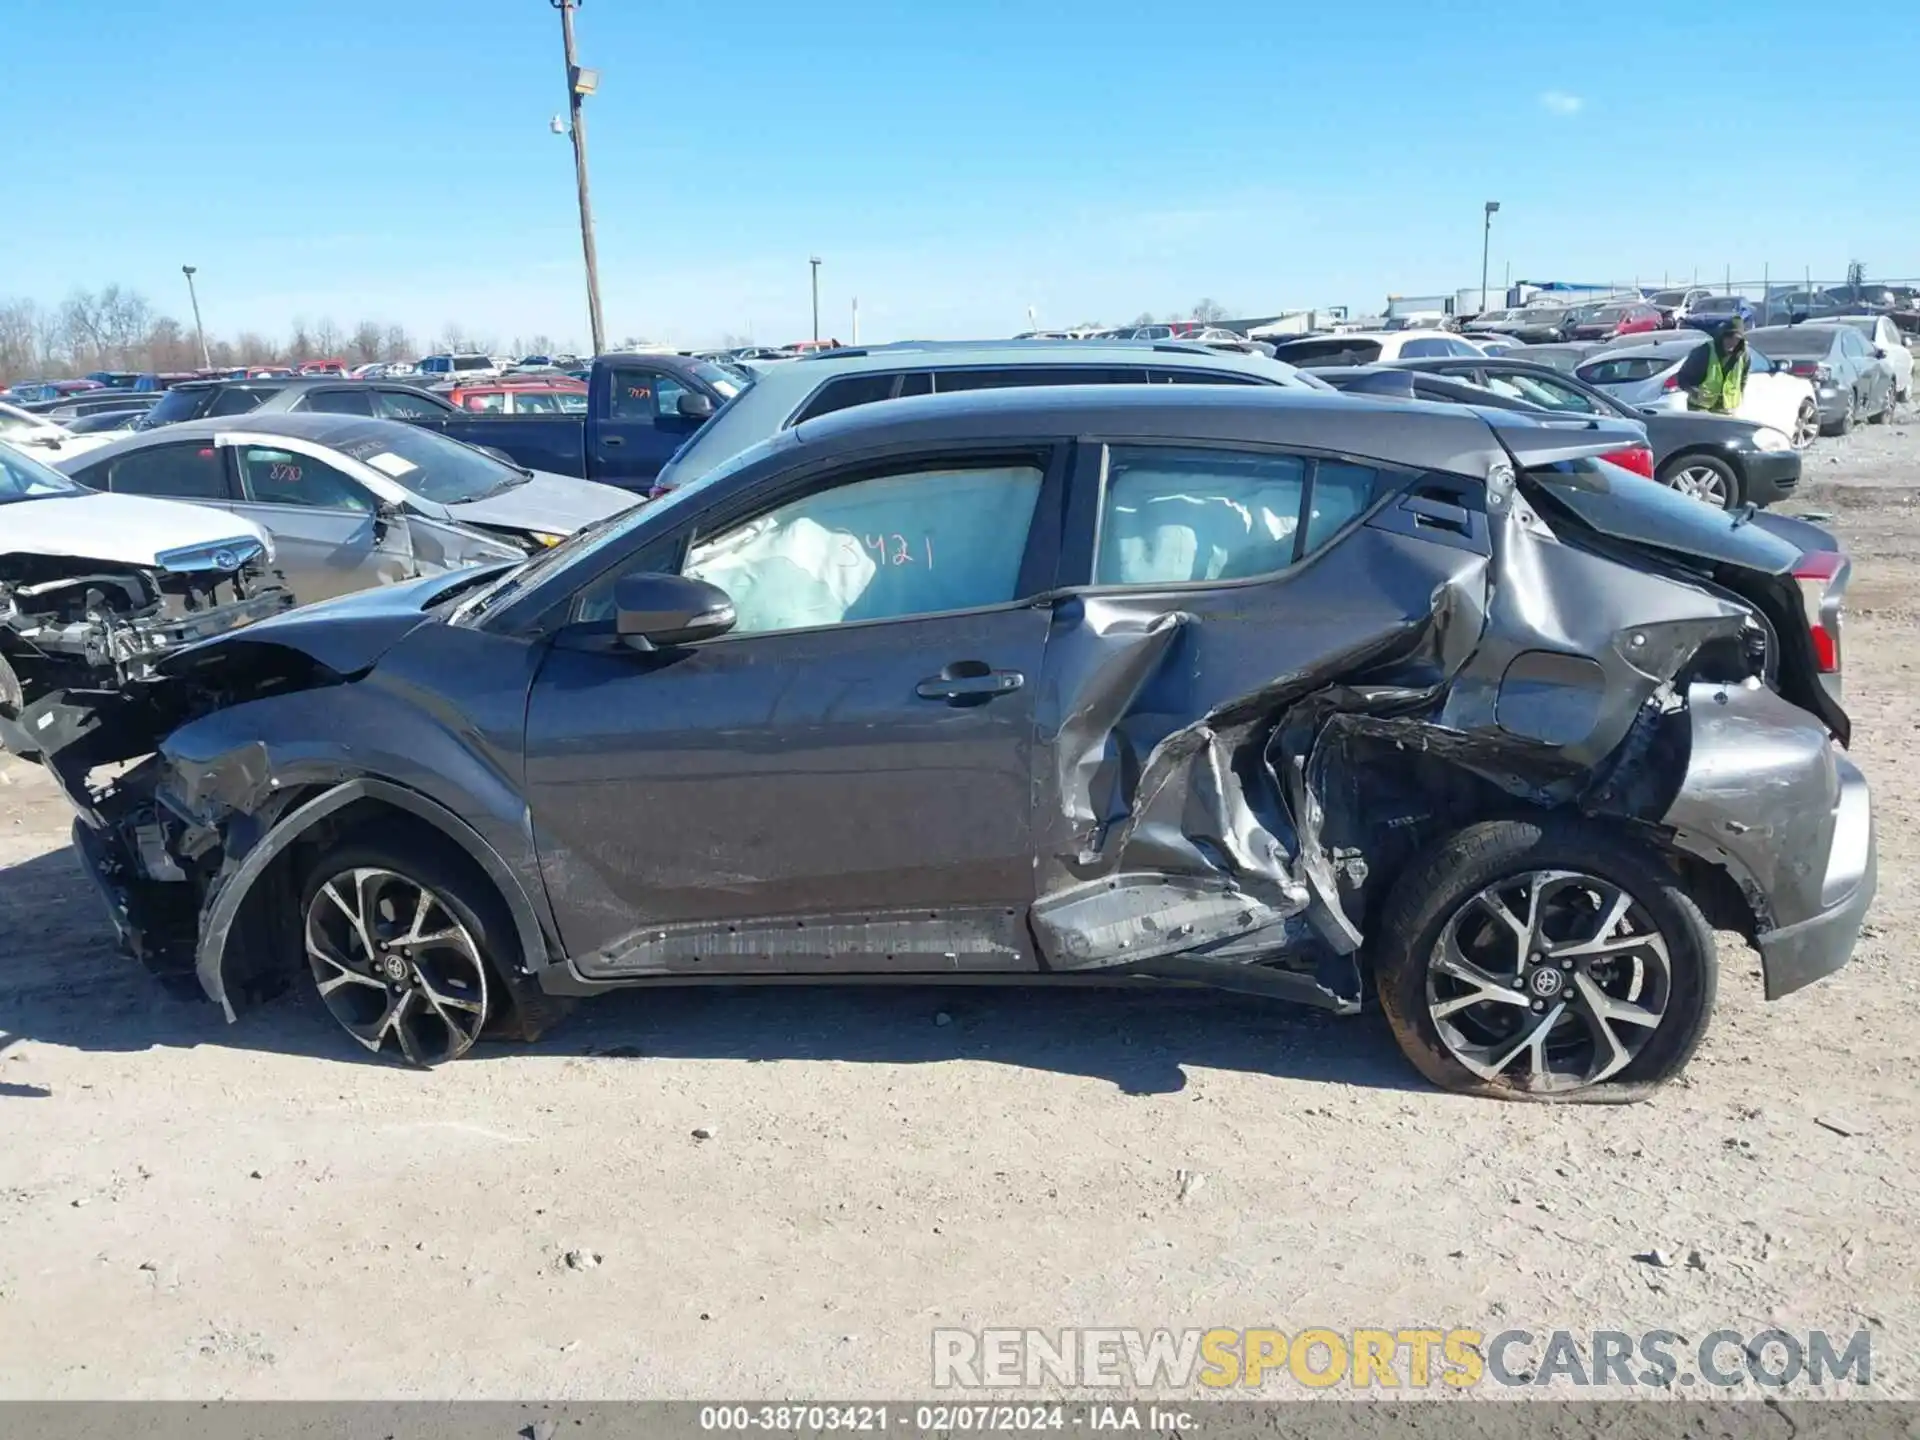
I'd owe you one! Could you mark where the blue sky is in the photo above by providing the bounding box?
[2,0,1913,350]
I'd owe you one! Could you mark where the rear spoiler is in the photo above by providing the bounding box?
[1475,408,1651,470]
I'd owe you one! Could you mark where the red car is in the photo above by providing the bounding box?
[297,358,347,376]
[443,379,589,415]
[1570,303,1663,341]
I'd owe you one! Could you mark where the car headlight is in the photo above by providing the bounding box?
[529,531,565,548]
[1751,427,1793,452]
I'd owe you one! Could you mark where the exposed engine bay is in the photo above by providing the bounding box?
[0,538,292,714]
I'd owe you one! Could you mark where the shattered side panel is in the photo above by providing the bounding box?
[1028,523,1491,984]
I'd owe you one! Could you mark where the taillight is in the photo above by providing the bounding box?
[1794,549,1846,674]
[1602,445,1654,478]
[1661,374,1679,390]
[1788,360,1819,378]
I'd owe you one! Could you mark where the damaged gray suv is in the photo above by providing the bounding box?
[4,385,1873,1100]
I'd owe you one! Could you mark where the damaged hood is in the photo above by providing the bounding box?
[0,493,272,569]
[156,567,489,681]
[441,469,638,537]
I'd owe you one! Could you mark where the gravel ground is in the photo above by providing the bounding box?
[0,414,1916,1402]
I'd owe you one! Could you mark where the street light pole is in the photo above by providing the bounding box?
[181,265,210,368]
[809,256,822,343]
[552,0,606,355]
[1480,200,1501,313]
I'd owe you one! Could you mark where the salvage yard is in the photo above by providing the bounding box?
[1,419,1918,1400]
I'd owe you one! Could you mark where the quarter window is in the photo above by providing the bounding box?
[609,369,670,420]
[682,461,1045,635]
[1095,445,1385,586]
[795,373,899,422]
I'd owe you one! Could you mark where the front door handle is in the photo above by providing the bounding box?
[916,666,1025,705]
[602,435,625,447]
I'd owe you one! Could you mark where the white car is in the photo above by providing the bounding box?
[0,400,118,462]
[1268,330,1488,366]
[1573,339,1822,446]
[0,441,290,718]
[1825,313,1912,401]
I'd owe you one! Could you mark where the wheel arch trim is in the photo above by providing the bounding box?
[195,777,552,1021]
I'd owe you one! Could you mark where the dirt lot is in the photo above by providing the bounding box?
[2,414,1918,1401]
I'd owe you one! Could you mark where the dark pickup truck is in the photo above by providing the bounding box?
[406,353,747,492]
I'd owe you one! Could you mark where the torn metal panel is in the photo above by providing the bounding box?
[1029,524,1493,974]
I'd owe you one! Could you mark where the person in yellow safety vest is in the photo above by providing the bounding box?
[1674,316,1750,414]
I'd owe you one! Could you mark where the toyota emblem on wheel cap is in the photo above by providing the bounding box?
[1529,967,1565,998]
[212,548,239,571]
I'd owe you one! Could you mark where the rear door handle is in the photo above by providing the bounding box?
[915,669,1025,704]
[1400,493,1473,534]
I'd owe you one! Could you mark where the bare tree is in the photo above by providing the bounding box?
[1130,311,1156,327]
[1190,298,1229,323]
[60,289,110,371]
[98,286,153,366]
[381,324,413,363]
[0,299,44,383]
[234,331,278,365]
[312,317,343,358]
[288,318,314,361]
[348,321,384,365]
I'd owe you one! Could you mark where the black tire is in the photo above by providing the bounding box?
[1372,818,1718,1103]
[1871,382,1895,424]
[1656,452,1742,510]
[298,825,522,1066]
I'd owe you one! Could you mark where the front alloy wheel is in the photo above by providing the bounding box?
[305,867,490,1064]
[1427,872,1669,1091]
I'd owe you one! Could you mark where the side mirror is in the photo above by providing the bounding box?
[675,391,715,420]
[614,571,735,649]
[1790,311,1809,325]
[1875,346,1889,359]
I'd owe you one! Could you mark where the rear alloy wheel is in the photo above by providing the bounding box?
[0,652,22,721]
[1375,820,1717,1101]
[302,852,499,1065]
[1793,400,1820,448]
[1872,383,1896,424]
[1825,391,1856,436]
[1658,454,1740,509]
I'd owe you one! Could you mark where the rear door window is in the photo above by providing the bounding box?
[373,389,449,419]
[932,366,1139,392]
[102,443,231,500]
[209,386,278,417]
[298,388,376,416]
[1577,356,1671,384]
[795,373,901,422]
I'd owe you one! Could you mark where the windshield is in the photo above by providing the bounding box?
[139,387,214,427]
[1648,291,1686,307]
[1693,297,1739,313]
[451,356,492,372]
[0,441,86,502]
[1592,306,1631,322]
[328,421,525,504]
[690,360,750,400]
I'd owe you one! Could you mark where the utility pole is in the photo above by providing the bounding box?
[809,256,822,343]
[1480,201,1500,312]
[851,296,859,345]
[181,265,210,368]
[552,0,606,355]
